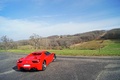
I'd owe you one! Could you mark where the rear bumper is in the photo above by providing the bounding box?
[20,67,37,71]
[17,63,42,71]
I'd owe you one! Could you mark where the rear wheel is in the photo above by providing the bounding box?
[42,61,46,71]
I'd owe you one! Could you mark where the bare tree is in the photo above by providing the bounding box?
[29,33,41,49]
[9,39,18,49]
[0,35,15,50]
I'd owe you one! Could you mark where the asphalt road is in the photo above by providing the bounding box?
[0,52,120,80]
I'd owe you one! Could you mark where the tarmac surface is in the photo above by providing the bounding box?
[0,52,120,80]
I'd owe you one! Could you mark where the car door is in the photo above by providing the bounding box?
[45,51,53,65]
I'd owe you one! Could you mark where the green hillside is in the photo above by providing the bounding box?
[70,40,120,50]
[70,40,105,50]
[69,39,120,56]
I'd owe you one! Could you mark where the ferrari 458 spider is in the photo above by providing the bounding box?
[17,50,56,71]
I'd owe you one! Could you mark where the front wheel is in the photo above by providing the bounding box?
[53,54,56,62]
[42,61,46,71]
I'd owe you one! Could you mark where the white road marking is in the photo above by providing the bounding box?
[95,64,120,80]
[95,70,104,80]
[105,64,120,69]
[0,70,15,75]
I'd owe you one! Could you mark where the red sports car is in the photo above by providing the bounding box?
[17,50,56,71]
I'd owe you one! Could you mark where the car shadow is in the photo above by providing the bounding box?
[12,66,41,72]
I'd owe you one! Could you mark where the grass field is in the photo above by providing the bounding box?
[0,40,120,56]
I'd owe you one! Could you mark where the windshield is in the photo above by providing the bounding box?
[32,52,41,55]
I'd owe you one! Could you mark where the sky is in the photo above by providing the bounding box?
[0,0,120,41]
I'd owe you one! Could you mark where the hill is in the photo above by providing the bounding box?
[69,28,120,50]
[46,30,105,49]
[0,28,120,50]
[100,28,120,39]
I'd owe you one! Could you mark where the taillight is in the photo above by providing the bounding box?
[32,60,40,63]
[17,60,22,63]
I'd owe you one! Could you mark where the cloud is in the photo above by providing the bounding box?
[0,16,120,41]
[0,16,47,40]
[48,18,120,35]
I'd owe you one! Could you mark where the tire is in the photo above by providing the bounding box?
[42,61,46,71]
[53,54,56,62]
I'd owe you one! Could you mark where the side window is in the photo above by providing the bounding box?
[45,51,51,55]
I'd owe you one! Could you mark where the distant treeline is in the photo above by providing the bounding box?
[0,28,120,50]
[100,28,120,39]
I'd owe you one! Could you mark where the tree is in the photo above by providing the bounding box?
[0,35,15,50]
[29,33,41,49]
[101,28,120,39]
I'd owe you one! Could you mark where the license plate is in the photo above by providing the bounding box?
[24,64,30,67]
